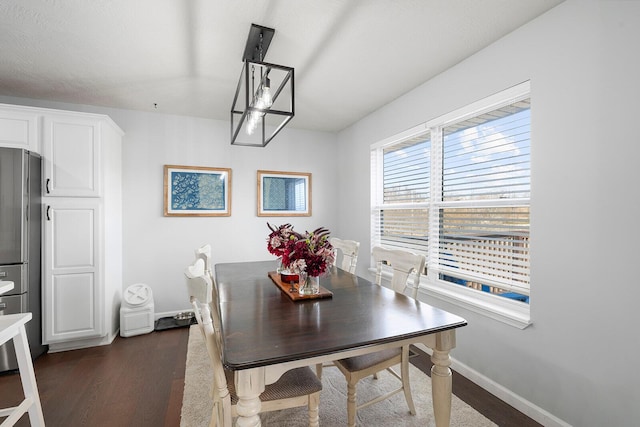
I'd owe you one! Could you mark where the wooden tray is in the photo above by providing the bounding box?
[268,271,333,301]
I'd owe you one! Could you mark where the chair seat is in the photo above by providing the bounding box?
[225,366,323,405]
[336,347,402,372]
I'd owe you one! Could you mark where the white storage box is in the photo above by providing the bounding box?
[120,283,154,337]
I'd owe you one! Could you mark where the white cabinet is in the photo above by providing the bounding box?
[0,104,39,153]
[42,115,100,197]
[39,109,123,351]
[42,199,102,343]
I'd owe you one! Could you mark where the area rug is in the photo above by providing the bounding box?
[180,326,496,426]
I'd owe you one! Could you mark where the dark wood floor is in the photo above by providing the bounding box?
[0,327,540,426]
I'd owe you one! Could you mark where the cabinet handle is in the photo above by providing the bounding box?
[46,205,51,221]
[46,178,50,194]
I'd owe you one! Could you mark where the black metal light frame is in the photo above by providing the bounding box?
[230,24,295,147]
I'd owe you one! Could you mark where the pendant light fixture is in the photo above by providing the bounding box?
[231,24,295,147]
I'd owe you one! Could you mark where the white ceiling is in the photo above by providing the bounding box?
[0,0,564,133]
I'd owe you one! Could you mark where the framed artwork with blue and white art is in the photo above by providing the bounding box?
[164,165,231,216]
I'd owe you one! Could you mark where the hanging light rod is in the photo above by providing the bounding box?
[230,23,295,147]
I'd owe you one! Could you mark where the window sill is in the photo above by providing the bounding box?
[419,279,532,329]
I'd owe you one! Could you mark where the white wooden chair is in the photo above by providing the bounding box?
[333,246,426,427]
[184,261,322,427]
[329,237,360,274]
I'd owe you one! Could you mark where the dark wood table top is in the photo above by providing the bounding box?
[214,260,467,370]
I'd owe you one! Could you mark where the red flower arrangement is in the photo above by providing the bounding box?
[267,223,335,277]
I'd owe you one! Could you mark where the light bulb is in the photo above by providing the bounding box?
[255,94,266,111]
[262,77,273,107]
[261,85,273,108]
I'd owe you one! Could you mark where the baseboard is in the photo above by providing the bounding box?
[415,343,571,427]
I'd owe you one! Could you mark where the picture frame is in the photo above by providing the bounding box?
[164,165,231,217]
[257,170,311,217]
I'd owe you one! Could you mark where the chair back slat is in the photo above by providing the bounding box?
[185,258,211,304]
[330,237,360,274]
[195,244,213,281]
[372,246,426,298]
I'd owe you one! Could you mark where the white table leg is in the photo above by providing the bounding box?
[430,330,456,427]
[235,367,265,427]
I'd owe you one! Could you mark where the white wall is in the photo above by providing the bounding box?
[336,1,640,426]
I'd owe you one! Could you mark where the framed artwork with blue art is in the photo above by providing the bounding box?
[163,165,231,216]
[257,170,311,217]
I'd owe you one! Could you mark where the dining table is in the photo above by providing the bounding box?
[214,260,467,427]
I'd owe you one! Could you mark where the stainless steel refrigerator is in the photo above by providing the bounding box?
[0,147,47,372]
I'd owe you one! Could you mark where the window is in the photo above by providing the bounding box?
[371,132,430,257]
[371,82,531,326]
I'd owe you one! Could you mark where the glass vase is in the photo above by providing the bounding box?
[298,273,320,295]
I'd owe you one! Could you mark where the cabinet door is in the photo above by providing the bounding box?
[0,108,39,153]
[43,199,104,343]
[42,116,100,197]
